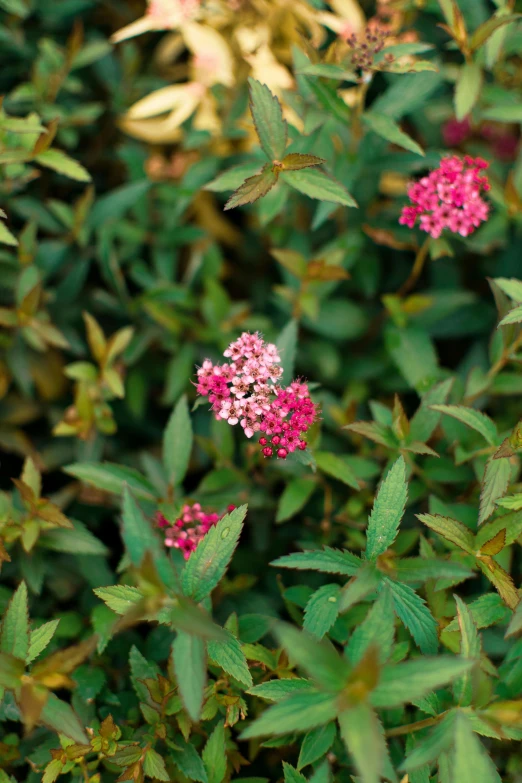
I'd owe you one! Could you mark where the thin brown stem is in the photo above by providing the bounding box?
[350,78,371,154]
[464,330,522,404]
[398,237,431,298]
[385,711,447,738]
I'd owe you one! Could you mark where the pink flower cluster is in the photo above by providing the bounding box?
[196,332,318,459]
[443,117,518,162]
[399,155,490,239]
[157,503,235,558]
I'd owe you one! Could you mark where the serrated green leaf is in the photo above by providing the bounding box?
[416,513,475,553]
[445,593,509,633]
[276,478,317,523]
[281,153,326,171]
[303,584,340,639]
[0,582,29,661]
[282,168,357,207]
[274,622,349,691]
[371,657,473,708]
[36,149,91,182]
[298,723,336,771]
[363,111,424,156]
[346,587,395,665]
[129,645,160,702]
[240,690,338,738]
[39,518,108,556]
[0,651,25,688]
[453,596,480,706]
[470,13,522,51]
[453,713,502,782]
[365,456,407,560]
[248,78,287,160]
[479,457,511,525]
[93,585,144,616]
[455,61,482,121]
[121,486,160,566]
[205,163,262,192]
[272,548,361,576]
[430,405,498,446]
[283,763,307,783]
[498,304,522,326]
[506,599,522,637]
[207,630,252,687]
[27,620,60,665]
[387,579,438,653]
[248,678,314,702]
[338,705,387,783]
[386,326,439,394]
[170,738,208,783]
[401,711,456,771]
[163,394,193,487]
[173,631,206,722]
[144,749,169,782]
[203,720,227,783]
[315,452,360,489]
[338,565,380,613]
[63,462,156,500]
[182,505,246,603]
[40,694,88,743]
[494,277,522,303]
[224,165,277,210]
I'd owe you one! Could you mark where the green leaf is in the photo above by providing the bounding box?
[387,579,438,654]
[93,585,144,616]
[276,478,316,523]
[276,319,298,387]
[445,593,509,633]
[163,394,193,487]
[203,720,227,783]
[372,70,443,120]
[338,565,380,613]
[385,326,439,394]
[0,582,29,661]
[494,277,522,303]
[88,181,150,227]
[416,513,475,553]
[453,596,480,706]
[315,452,360,489]
[63,462,156,500]
[0,651,25,688]
[298,723,336,770]
[35,150,91,182]
[240,690,338,738]
[498,304,522,326]
[272,548,361,576]
[396,557,473,584]
[371,657,473,708]
[282,169,357,207]
[144,749,169,782]
[39,519,108,556]
[470,13,522,51]
[363,111,424,156]
[182,505,247,603]
[27,620,60,665]
[224,165,278,210]
[248,678,314,702]
[274,622,349,691]
[303,584,341,639]
[338,704,387,783]
[40,694,88,743]
[0,220,18,247]
[283,763,307,783]
[129,645,160,701]
[168,596,226,640]
[401,711,456,772]
[170,738,208,783]
[207,630,252,687]
[346,587,395,665]
[453,713,502,782]
[479,457,511,525]
[506,599,522,637]
[365,456,408,560]
[281,153,326,171]
[430,405,498,446]
[205,163,262,192]
[121,486,160,566]
[409,378,453,443]
[248,78,287,160]
[455,61,482,121]
[172,631,206,722]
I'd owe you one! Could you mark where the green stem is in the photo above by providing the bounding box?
[398,237,431,298]
[385,711,447,738]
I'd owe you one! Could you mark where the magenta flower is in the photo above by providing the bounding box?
[442,116,471,147]
[157,503,235,558]
[399,155,490,239]
[196,332,319,459]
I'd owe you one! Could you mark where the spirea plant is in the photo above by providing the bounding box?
[2,1,522,783]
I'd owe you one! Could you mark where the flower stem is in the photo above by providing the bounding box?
[385,711,447,738]
[398,237,431,298]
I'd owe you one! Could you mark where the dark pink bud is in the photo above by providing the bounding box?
[259,437,267,446]
[262,446,273,458]
[227,504,236,512]
[271,435,281,446]
[298,440,307,450]
[277,448,288,459]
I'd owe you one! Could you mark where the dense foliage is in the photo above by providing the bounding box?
[2,0,522,781]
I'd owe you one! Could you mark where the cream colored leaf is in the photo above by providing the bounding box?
[111,16,156,44]
[184,23,234,87]
[126,83,202,120]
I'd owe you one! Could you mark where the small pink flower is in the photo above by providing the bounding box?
[443,116,471,147]
[399,155,490,239]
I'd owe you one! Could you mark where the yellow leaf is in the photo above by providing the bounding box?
[184,22,234,87]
